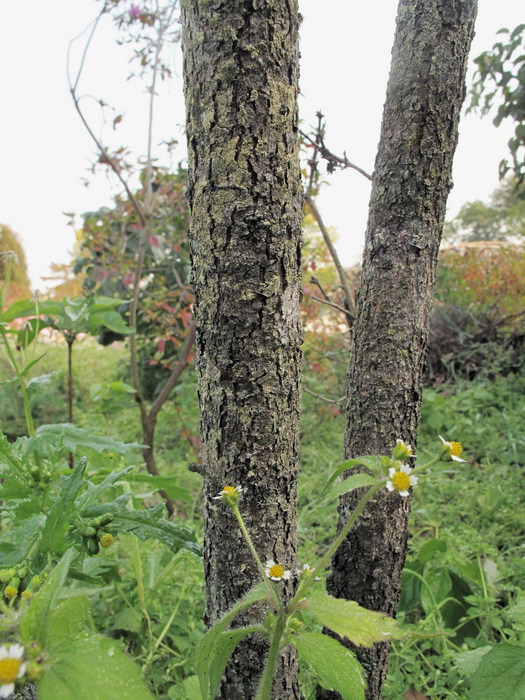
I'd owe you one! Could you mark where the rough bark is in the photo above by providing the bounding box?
[180,1,303,697]
[321,2,478,698]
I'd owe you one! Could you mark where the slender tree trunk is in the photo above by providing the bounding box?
[180,1,303,697]
[321,2,477,698]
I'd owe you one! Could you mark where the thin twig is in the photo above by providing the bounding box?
[311,295,352,318]
[303,386,346,405]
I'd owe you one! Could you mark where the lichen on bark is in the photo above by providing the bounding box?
[180,0,303,697]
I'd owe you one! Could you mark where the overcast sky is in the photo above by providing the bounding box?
[1,0,523,290]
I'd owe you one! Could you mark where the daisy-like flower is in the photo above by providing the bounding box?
[439,435,466,463]
[386,464,418,497]
[295,563,321,581]
[0,644,27,699]
[265,560,292,582]
[392,439,414,461]
[212,485,244,505]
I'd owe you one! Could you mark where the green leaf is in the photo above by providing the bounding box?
[88,309,132,335]
[27,372,61,392]
[195,584,270,699]
[291,631,365,700]
[320,457,383,499]
[469,643,525,700]
[83,497,202,556]
[76,465,136,510]
[126,473,190,501]
[301,593,407,647]
[320,473,379,504]
[0,515,45,567]
[38,634,154,700]
[455,645,492,675]
[39,458,88,554]
[46,597,92,649]
[21,550,74,647]
[420,567,452,614]
[507,599,525,629]
[417,538,448,564]
[0,434,32,498]
[28,424,143,457]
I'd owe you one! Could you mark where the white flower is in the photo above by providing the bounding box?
[0,644,27,699]
[212,485,244,500]
[439,435,466,462]
[295,563,321,580]
[264,559,292,582]
[386,463,418,497]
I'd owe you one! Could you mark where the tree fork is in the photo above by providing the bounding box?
[320,1,478,698]
[180,1,303,697]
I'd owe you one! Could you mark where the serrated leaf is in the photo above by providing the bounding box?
[46,597,92,649]
[21,550,73,647]
[0,515,45,566]
[38,634,154,700]
[39,458,88,554]
[301,593,407,647]
[291,631,365,700]
[195,584,270,699]
[469,643,525,699]
[76,465,136,510]
[0,434,32,497]
[83,497,202,556]
[320,457,383,499]
[27,371,61,391]
[28,424,143,457]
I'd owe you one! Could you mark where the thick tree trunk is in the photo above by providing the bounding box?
[322,2,477,698]
[180,1,303,697]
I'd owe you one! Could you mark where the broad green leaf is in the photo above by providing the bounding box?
[320,457,383,499]
[27,371,61,391]
[21,550,73,647]
[291,631,365,700]
[507,599,525,628]
[417,538,448,564]
[28,424,143,457]
[84,497,202,556]
[420,567,452,614]
[301,593,407,647]
[38,634,154,700]
[39,458,88,554]
[195,584,271,699]
[46,597,92,649]
[0,434,32,498]
[17,318,49,348]
[455,645,492,675]
[469,643,525,699]
[126,473,190,501]
[320,473,379,504]
[0,515,45,566]
[88,309,132,335]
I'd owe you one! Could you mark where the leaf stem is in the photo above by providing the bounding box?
[255,613,287,700]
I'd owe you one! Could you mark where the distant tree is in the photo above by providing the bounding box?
[444,178,525,242]
[470,23,525,184]
[0,224,31,303]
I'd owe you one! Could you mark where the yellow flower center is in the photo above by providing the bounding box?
[392,471,410,492]
[21,591,32,600]
[222,486,236,495]
[4,586,18,600]
[100,534,114,548]
[269,564,285,579]
[0,657,21,684]
[449,441,463,458]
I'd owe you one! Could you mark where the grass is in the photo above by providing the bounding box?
[1,337,523,698]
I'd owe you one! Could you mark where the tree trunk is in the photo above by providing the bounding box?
[180,1,303,697]
[322,2,477,698]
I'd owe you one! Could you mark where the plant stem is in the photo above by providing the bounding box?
[288,483,383,611]
[255,613,287,700]
[232,504,283,611]
[0,327,35,437]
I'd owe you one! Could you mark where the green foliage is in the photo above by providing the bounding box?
[290,632,365,700]
[444,179,525,243]
[470,24,525,184]
[469,643,525,699]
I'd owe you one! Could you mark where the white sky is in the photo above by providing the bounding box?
[1,0,523,290]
